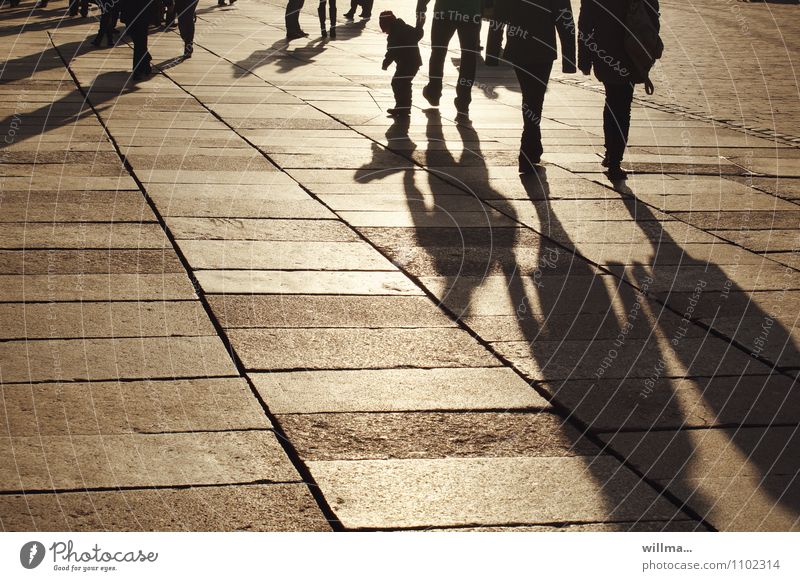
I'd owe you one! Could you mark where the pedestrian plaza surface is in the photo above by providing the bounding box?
[1,0,800,532]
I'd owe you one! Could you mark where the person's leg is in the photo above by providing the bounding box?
[425,17,457,104]
[485,21,503,66]
[514,61,553,172]
[129,17,151,77]
[343,0,356,19]
[359,0,371,17]
[176,0,197,53]
[318,0,326,34]
[390,64,417,114]
[285,0,303,34]
[603,81,635,167]
[328,0,336,36]
[454,18,481,112]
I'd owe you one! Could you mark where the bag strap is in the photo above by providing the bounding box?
[644,77,655,95]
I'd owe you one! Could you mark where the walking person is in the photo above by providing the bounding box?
[484,0,506,66]
[505,0,576,173]
[121,0,156,80]
[578,0,661,179]
[285,0,308,39]
[318,0,336,38]
[91,0,119,47]
[379,10,423,118]
[416,0,482,119]
[174,0,198,57]
[343,0,371,19]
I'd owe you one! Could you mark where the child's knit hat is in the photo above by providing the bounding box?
[379,11,396,33]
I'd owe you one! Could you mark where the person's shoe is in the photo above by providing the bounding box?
[183,43,193,58]
[217,0,225,5]
[606,164,628,180]
[387,107,411,118]
[321,27,327,38]
[286,29,308,40]
[343,10,354,19]
[360,11,371,18]
[329,26,336,38]
[519,158,542,174]
[35,0,48,7]
[68,7,77,15]
[80,6,88,16]
[229,0,236,4]
[10,0,21,7]
[422,85,440,107]
[90,34,102,47]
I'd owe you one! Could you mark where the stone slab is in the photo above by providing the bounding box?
[0,336,236,382]
[166,217,359,242]
[251,368,547,413]
[278,411,597,461]
[228,328,499,370]
[0,250,185,274]
[0,223,169,249]
[0,274,197,301]
[0,377,268,436]
[0,431,299,491]
[208,295,455,329]
[0,484,330,531]
[308,456,682,529]
[0,301,213,339]
[197,270,422,295]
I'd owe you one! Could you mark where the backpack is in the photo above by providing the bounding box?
[624,0,663,95]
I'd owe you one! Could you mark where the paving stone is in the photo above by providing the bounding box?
[493,335,773,382]
[0,301,213,339]
[710,229,800,253]
[0,250,185,274]
[278,411,597,461]
[166,217,359,242]
[208,295,454,328]
[0,336,236,383]
[338,211,518,228]
[0,191,153,222]
[0,223,170,249]
[358,227,542,249]
[178,240,394,270]
[671,211,800,230]
[0,273,197,301]
[543,374,800,431]
[252,368,547,413]
[154,197,336,219]
[0,377,267,436]
[0,484,331,531]
[307,456,682,529]
[0,431,298,491]
[230,327,499,371]
[197,270,422,295]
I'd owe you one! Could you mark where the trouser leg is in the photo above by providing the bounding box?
[486,21,504,64]
[392,65,418,110]
[514,61,553,169]
[285,0,305,33]
[175,0,197,44]
[426,17,456,97]
[454,19,480,108]
[603,81,635,164]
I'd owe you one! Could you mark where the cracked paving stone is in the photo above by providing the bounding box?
[277,411,598,461]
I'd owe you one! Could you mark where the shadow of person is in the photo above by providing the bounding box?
[1,39,98,87]
[582,175,800,530]
[232,38,329,78]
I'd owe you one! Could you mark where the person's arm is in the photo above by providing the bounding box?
[416,0,430,31]
[554,0,576,73]
[382,34,396,70]
[577,0,594,75]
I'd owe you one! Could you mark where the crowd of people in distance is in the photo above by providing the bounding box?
[1,0,662,177]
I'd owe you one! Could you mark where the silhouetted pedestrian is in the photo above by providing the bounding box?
[380,10,423,118]
[484,0,507,66]
[343,0,371,19]
[416,0,481,119]
[174,0,198,57]
[505,0,575,173]
[319,0,336,37]
[578,0,661,179]
[69,0,88,16]
[285,0,308,39]
[121,0,156,80]
[92,0,119,47]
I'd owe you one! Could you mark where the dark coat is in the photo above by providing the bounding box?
[383,19,423,71]
[578,0,660,84]
[120,0,157,24]
[502,0,576,68]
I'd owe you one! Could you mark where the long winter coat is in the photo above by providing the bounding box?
[577,0,660,84]
[503,0,576,67]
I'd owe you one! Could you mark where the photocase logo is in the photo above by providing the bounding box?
[20,541,46,569]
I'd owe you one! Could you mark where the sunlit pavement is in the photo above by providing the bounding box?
[1,0,800,532]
